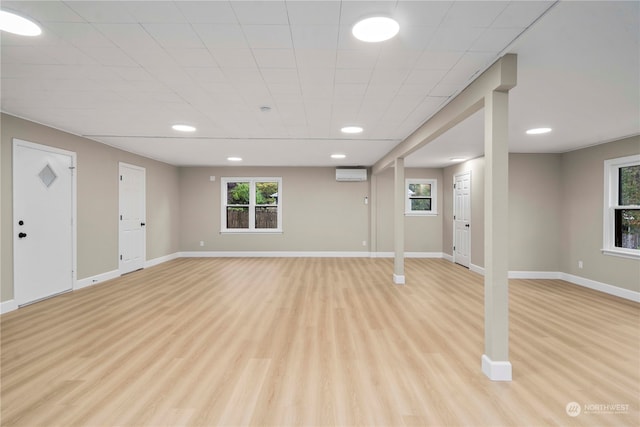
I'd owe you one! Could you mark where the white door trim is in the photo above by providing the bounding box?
[453,170,471,268]
[118,162,146,275]
[12,138,77,302]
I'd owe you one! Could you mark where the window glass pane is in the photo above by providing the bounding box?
[227,182,250,205]
[410,198,431,211]
[227,207,249,228]
[615,209,640,249]
[256,206,278,229]
[619,165,640,206]
[408,183,431,197]
[256,182,278,205]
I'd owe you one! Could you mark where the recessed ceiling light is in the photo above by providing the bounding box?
[352,17,399,42]
[331,154,346,159]
[0,10,41,36]
[526,127,552,135]
[450,158,467,162]
[172,124,196,132]
[227,157,242,162]
[341,126,363,134]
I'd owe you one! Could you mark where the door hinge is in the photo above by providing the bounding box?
[120,175,123,181]
[120,215,123,220]
[120,254,123,260]
[454,183,456,189]
[453,215,456,220]
[453,246,456,251]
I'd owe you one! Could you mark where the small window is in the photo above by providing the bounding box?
[222,178,282,233]
[406,179,437,215]
[603,155,640,259]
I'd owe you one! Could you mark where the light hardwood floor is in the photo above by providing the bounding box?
[1,258,638,426]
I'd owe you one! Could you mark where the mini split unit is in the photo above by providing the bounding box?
[335,168,367,182]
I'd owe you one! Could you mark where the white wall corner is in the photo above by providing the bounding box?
[482,354,512,381]
[145,252,180,268]
[1,299,18,314]
[75,269,120,290]
[393,274,406,285]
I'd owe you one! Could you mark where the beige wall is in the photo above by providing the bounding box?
[179,166,370,252]
[373,167,443,253]
[1,114,180,302]
[509,154,563,271]
[442,157,485,267]
[561,135,640,291]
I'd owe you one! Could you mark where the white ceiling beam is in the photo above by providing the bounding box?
[372,53,517,175]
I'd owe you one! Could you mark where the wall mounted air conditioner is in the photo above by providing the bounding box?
[336,168,367,182]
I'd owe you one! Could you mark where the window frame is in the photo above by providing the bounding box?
[602,154,640,259]
[405,178,438,216]
[221,177,282,234]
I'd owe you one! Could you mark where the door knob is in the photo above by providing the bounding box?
[18,220,24,226]
[141,222,146,226]
[465,224,470,228]
[18,232,27,238]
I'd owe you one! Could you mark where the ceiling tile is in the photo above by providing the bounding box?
[3,1,84,23]
[471,28,524,52]
[95,24,159,50]
[167,49,217,68]
[295,49,336,69]
[290,25,339,49]
[211,49,257,68]
[286,1,341,25]
[42,23,114,47]
[426,26,485,51]
[231,1,289,25]
[493,2,556,28]
[175,1,238,24]
[335,68,372,84]
[253,49,296,68]
[193,24,248,49]
[415,51,464,70]
[142,24,204,49]
[63,1,134,23]
[441,1,510,28]
[404,68,448,86]
[260,68,299,84]
[124,2,187,23]
[80,47,139,67]
[183,67,227,85]
[242,25,293,49]
[339,1,397,27]
[394,1,453,27]
[336,50,378,69]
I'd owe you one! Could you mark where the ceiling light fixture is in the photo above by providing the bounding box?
[352,17,399,42]
[526,127,552,135]
[172,124,196,132]
[0,10,41,36]
[331,154,346,159]
[341,126,363,134]
[260,106,271,113]
[227,157,242,162]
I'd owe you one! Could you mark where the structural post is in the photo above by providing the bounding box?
[482,89,511,381]
[393,157,405,284]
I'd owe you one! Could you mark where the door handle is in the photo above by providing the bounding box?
[465,224,470,228]
[18,232,27,238]
[140,222,146,227]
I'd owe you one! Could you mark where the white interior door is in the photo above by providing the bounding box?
[453,171,471,268]
[119,163,146,275]
[13,139,76,306]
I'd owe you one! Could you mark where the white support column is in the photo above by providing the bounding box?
[393,157,405,284]
[482,89,511,381]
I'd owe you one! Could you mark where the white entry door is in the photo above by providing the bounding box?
[453,171,471,268]
[119,163,146,275]
[13,139,76,306]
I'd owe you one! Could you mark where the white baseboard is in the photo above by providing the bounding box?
[75,269,120,290]
[482,354,512,381]
[561,273,640,303]
[442,253,454,262]
[1,299,18,314]
[470,263,484,275]
[145,252,180,268]
[180,251,371,258]
[508,271,562,279]
[466,265,639,303]
[371,252,444,259]
[393,274,406,285]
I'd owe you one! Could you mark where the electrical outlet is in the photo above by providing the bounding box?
[362,240,367,246]
[578,260,583,269]
[200,241,204,247]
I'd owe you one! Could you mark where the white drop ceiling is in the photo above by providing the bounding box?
[1,1,638,168]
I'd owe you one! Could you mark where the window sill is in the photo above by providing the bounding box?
[220,229,283,235]
[405,212,438,217]
[601,248,640,260]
